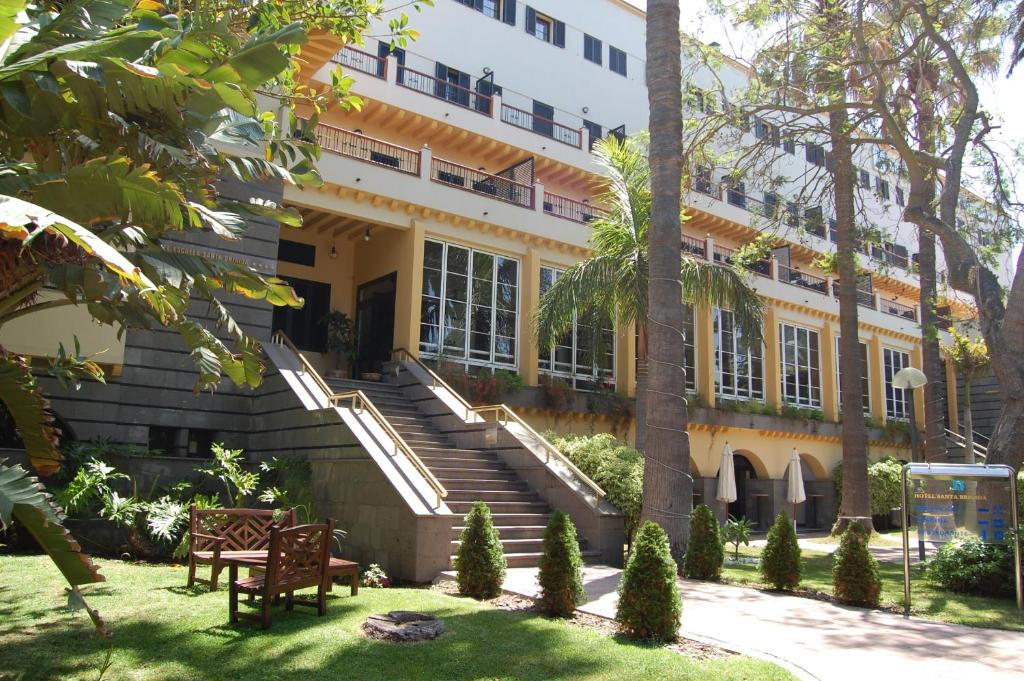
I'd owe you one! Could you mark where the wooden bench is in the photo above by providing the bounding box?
[229,520,336,629]
[186,506,296,592]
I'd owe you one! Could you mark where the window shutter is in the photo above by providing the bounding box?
[525,6,535,33]
[503,0,516,26]
[434,62,448,99]
[553,20,565,47]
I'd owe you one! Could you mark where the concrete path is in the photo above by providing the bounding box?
[749,533,932,564]
[441,565,1024,681]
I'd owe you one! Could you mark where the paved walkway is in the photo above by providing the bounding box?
[750,532,932,564]
[441,565,1024,681]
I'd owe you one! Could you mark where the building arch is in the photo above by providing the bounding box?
[796,453,827,481]
[732,448,769,479]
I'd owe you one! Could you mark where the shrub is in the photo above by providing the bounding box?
[455,501,507,599]
[360,563,390,588]
[546,433,643,543]
[832,523,881,606]
[722,516,755,560]
[833,456,903,518]
[616,521,681,641]
[682,504,723,580]
[925,536,1017,598]
[538,511,586,616]
[760,511,801,590]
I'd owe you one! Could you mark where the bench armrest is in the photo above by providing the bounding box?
[192,532,226,553]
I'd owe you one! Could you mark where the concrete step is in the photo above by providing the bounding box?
[414,446,501,458]
[446,500,549,514]
[450,537,546,554]
[451,524,547,540]
[400,436,455,448]
[420,457,509,472]
[436,478,527,491]
[445,489,542,503]
[433,468,519,481]
[448,550,601,569]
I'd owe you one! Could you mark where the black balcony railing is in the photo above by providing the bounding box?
[314,124,420,175]
[681,234,706,259]
[333,46,387,79]
[397,66,494,115]
[778,264,828,294]
[500,104,582,148]
[880,299,917,321]
[430,157,534,208]
[543,192,606,223]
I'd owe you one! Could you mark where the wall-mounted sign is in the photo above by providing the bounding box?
[901,463,1022,614]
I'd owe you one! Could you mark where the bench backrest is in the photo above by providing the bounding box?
[189,507,297,552]
[265,519,335,594]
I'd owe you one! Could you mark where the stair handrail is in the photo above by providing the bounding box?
[271,332,448,508]
[474,404,606,506]
[944,427,987,462]
[391,348,606,507]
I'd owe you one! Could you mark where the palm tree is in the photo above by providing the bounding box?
[535,134,763,553]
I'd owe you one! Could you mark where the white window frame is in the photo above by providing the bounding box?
[682,303,696,393]
[532,12,553,42]
[714,308,764,401]
[883,347,911,420]
[538,266,615,390]
[835,337,871,414]
[420,239,519,370]
[779,322,821,408]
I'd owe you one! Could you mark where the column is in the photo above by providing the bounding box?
[764,307,782,410]
[821,321,838,422]
[394,220,425,355]
[616,321,636,397]
[520,247,540,387]
[695,302,715,407]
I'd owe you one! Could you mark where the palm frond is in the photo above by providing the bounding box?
[680,257,765,345]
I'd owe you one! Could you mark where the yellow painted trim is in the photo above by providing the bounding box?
[521,248,540,387]
[695,302,715,407]
[821,321,838,422]
[764,308,781,410]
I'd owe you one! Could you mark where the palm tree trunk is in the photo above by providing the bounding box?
[829,102,872,534]
[641,0,692,560]
[963,380,975,463]
[634,324,649,453]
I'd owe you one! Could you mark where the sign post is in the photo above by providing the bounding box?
[900,463,1022,616]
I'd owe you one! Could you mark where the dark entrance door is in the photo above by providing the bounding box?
[727,454,758,520]
[272,276,331,352]
[355,273,396,378]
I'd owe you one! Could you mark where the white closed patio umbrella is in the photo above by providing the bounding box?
[716,443,737,517]
[786,448,807,533]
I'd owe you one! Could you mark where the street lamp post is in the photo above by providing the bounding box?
[893,366,928,559]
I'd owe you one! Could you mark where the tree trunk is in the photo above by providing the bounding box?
[963,380,974,463]
[828,102,872,534]
[635,325,648,454]
[641,0,692,561]
[918,229,945,462]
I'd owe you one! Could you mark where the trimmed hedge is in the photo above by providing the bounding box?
[616,521,681,641]
[455,501,507,599]
[832,456,902,519]
[538,511,586,616]
[760,511,801,590]
[832,523,881,606]
[682,504,724,580]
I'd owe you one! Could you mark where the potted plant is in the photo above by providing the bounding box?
[321,311,356,379]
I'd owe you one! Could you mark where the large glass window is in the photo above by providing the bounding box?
[538,267,614,390]
[682,304,696,393]
[884,347,911,420]
[420,240,518,369]
[714,308,764,401]
[835,337,870,413]
[779,323,821,408]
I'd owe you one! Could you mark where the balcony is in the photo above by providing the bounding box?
[500,103,582,149]
[880,298,917,322]
[334,45,387,80]
[396,65,495,116]
[430,157,534,209]
[681,234,706,259]
[314,125,420,175]
[544,193,608,223]
[777,264,828,294]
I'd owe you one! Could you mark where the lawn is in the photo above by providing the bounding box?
[721,545,1024,632]
[0,555,792,681]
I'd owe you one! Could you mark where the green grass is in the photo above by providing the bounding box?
[798,529,903,548]
[722,545,1024,632]
[0,555,792,681]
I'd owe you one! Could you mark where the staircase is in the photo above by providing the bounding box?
[944,427,989,462]
[325,377,600,568]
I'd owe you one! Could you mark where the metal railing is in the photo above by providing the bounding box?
[880,299,917,321]
[543,192,606,223]
[945,427,988,462]
[314,124,420,175]
[430,157,534,209]
[681,234,706,259]
[270,332,448,508]
[500,103,582,148]
[397,66,493,115]
[333,45,386,79]
[777,264,828,294]
[391,348,606,508]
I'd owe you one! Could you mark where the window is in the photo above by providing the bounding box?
[583,120,603,150]
[828,218,838,243]
[694,165,714,195]
[883,348,911,420]
[876,177,890,200]
[896,186,905,206]
[148,426,178,455]
[785,201,800,228]
[714,308,764,401]
[805,143,826,167]
[763,191,780,218]
[803,206,825,238]
[272,276,330,352]
[779,323,821,408]
[278,239,316,267]
[420,240,519,369]
[872,240,910,268]
[782,136,796,155]
[859,169,871,189]
[609,46,627,76]
[584,34,602,65]
[755,119,779,146]
[835,338,870,414]
[481,0,499,19]
[525,6,564,47]
[682,304,696,393]
[538,267,614,389]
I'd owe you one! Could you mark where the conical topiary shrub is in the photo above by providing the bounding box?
[832,522,881,606]
[538,511,586,616]
[760,511,801,590]
[616,521,681,641]
[682,503,724,580]
[455,501,507,599]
